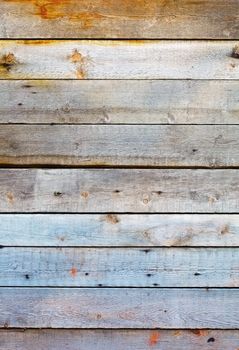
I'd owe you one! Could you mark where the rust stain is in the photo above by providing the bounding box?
[105,214,120,224]
[149,331,160,346]
[21,40,58,45]
[70,267,77,277]
[6,192,15,205]
[191,330,208,336]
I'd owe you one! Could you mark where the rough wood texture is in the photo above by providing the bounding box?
[0,41,239,79]
[0,1,239,39]
[1,214,238,247]
[0,288,238,328]
[1,247,238,287]
[1,80,239,125]
[1,169,239,213]
[1,329,239,350]
[1,125,239,167]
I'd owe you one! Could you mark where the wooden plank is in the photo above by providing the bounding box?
[1,80,239,125]
[0,1,239,39]
[1,125,239,167]
[1,214,239,247]
[1,329,239,350]
[1,169,239,213]
[0,40,239,80]
[0,288,238,328]
[1,247,238,287]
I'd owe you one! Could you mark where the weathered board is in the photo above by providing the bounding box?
[1,214,238,247]
[0,41,239,79]
[1,125,239,167]
[1,329,239,350]
[1,247,238,287]
[0,169,238,213]
[0,288,238,328]
[0,0,239,39]
[1,80,239,125]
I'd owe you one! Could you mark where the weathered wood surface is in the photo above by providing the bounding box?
[1,169,239,213]
[1,80,239,125]
[1,125,239,167]
[1,247,238,287]
[1,41,239,79]
[1,329,239,350]
[0,288,238,328]
[1,214,239,247]
[1,0,239,39]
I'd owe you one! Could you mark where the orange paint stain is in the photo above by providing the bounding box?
[149,331,160,346]
[70,267,77,277]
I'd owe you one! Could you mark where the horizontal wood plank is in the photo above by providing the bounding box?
[2,80,239,125]
[0,41,239,79]
[0,1,239,39]
[1,169,239,213]
[0,288,238,328]
[1,125,239,167]
[1,214,239,247]
[1,247,238,287]
[1,329,239,349]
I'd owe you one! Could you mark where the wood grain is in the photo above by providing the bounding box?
[0,288,238,328]
[1,80,239,125]
[1,329,239,350]
[0,1,239,39]
[0,125,239,167]
[1,214,238,247]
[1,247,238,287]
[0,41,239,79]
[1,169,239,213]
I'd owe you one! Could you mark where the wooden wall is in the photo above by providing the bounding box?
[0,1,239,349]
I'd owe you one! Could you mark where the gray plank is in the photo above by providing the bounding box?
[1,247,238,287]
[0,169,238,213]
[1,1,239,39]
[1,41,239,79]
[1,80,239,125]
[0,288,238,328]
[1,329,239,350]
[1,214,239,247]
[0,125,239,167]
